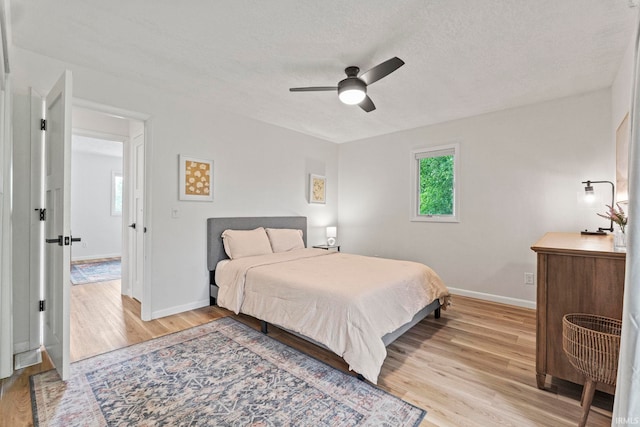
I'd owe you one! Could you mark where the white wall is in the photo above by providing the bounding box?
[73,107,130,137]
[11,47,339,319]
[338,90,613,306]
[11,92,33,352]
[70,145,123,261]
[612,32,636,137]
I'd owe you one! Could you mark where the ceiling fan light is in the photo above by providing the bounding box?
[338,78,366,105]
[339,89,366,105]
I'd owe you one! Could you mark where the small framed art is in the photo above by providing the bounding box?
[179,155,213,201]
[309,174,326,204]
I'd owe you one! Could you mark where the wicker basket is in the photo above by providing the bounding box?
[562,313,622,386]
[562,314,622,427]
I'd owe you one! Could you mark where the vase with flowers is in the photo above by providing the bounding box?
[598,203,628,251]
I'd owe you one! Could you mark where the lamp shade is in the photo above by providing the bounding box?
[584,182,595,202]
[326,226,337,246]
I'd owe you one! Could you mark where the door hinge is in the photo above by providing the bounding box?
[40,119,46,131]
[39,300,45,312]
[35,208,46,221]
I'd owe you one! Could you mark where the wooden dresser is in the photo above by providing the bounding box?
[531,232,625,394]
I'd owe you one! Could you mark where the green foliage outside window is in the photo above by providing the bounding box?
[419,155,454,215]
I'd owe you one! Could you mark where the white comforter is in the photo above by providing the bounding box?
[215,248,449,383]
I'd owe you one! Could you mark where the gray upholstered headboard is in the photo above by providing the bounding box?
[206,216,307,272]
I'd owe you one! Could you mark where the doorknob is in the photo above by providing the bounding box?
[46,235,82,246]
[128,223,136,229]
[46,235,63,246]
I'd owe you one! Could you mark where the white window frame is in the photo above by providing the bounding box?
[111,171,123,216]
[410,143,460,223]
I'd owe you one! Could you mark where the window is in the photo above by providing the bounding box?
[111,172,123,216]
[410,143,459,222]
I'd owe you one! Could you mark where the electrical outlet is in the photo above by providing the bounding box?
[524,272,535,285]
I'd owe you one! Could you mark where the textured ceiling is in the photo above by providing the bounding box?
[9,1,638,143]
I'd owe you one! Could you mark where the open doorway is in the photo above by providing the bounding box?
[69,105,146,360]
[70,134,123,287]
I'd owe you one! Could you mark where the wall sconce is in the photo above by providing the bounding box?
[326,226,337,246]
[581,180,614,234]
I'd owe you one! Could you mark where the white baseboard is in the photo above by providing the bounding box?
[447,287,536,309]
[151,299,210,320]
[72,253,121,262]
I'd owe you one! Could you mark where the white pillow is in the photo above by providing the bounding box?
[265,228,305,252]
[221,227,273,259]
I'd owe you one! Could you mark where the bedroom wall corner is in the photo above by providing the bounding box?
[337,89,613,305]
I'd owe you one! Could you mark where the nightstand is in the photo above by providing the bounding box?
[312,244,341,252]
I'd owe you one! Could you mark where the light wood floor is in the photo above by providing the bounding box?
[1,281,613,426]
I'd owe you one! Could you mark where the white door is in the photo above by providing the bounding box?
[130,130,144,302]
[43,70,72,381]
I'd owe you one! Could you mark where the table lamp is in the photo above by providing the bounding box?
[581,180,614,235]
[326,226,337,246]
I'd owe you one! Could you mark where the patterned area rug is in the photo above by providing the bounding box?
[70,259,121,285]
[30,317,425,426]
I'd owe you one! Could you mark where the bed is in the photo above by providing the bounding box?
[207,216,450,383]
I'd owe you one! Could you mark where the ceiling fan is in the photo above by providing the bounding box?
[289,57,405,112]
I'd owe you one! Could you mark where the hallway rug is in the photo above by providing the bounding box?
[30,317,426,426]
[70,259,120,285]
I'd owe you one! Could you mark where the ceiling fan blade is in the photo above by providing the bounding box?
[360,57,405,86]
[289,86,337,92]
[359,96,376,112]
